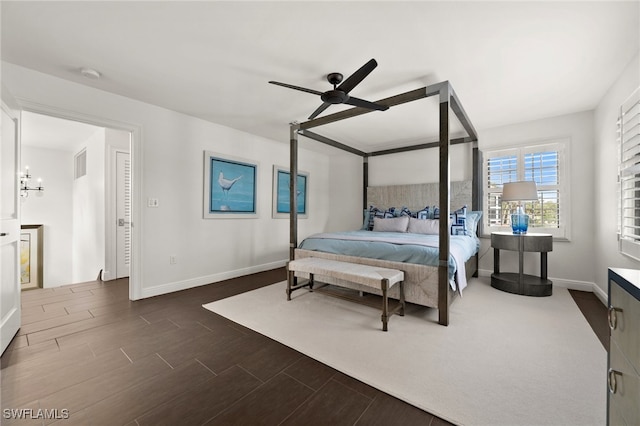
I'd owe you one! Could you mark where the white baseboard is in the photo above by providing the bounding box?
[138,260,287,299]
[138,264,608,306]
[477,269,604,304]
[591,284,607,305]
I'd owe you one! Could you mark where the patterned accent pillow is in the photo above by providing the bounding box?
[399,206,412,217]
[449,205,466,235]
[416,206,431,219]
[372,216,410,232]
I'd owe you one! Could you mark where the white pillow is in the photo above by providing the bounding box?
[372,216,409,232]
[407,217,440,234]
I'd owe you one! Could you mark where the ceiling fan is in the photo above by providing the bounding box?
[269,58,389,120]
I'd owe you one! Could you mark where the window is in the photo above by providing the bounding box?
[483,140,568,239]
[618,87,640,259]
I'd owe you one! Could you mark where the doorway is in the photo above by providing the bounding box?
[20,111,132,288]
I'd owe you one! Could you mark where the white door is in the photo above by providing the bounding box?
[1,93,21,355]
[116,151,130,278]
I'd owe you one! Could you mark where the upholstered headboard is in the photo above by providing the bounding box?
[366,180,473,212]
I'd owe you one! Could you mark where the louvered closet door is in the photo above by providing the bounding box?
[116,151,131,279]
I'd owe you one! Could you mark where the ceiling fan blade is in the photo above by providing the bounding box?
[345,96,389,112]
[308,102,331,120]
[269,81,324,96]
[337,59,378,94]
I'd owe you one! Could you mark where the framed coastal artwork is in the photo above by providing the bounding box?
[203,151,258,218]
[272,165,308,219]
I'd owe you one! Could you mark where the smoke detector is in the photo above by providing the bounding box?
[80,67,101,80]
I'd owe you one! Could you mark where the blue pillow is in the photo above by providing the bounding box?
[362,209,371,230]
[362,206,380,230]
[466,211,483,236]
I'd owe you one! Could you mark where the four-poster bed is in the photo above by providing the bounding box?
[286,81,479,326]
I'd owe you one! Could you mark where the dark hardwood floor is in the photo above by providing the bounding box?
[1,271,607,426]
[568,289,609,351]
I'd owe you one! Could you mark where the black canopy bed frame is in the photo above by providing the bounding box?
[287,81,479,326]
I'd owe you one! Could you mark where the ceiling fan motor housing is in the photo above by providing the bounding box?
[321,89,349,104]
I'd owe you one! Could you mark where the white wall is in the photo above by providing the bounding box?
[3,62,341,298]
[594,53,640,298]
[72,128,106,283]
[20,145,73,287]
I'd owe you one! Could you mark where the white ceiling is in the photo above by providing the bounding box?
[21,111,102,151]
[2,1,639,152]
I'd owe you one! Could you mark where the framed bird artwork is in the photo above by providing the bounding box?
[272,165,309,219]
[203,151,258,218]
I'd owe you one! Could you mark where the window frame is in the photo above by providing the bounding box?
[482,139,569,240]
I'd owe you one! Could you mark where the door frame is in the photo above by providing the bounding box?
[16,100,143,300]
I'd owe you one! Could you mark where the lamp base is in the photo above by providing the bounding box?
[511,212,529,234]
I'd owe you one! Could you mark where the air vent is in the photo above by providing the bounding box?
[74,149,87,179]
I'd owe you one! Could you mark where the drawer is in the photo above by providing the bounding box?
[608,341,640,425]
[609,281,640,375]
[491,233,519,251]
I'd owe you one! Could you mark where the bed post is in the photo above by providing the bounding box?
[288,123,299,299]
[438,83,451,326]
[472,143,480,277]
[363,155,369,213]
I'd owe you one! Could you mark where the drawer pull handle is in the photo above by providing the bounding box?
[608,368,622,394]
[608,306,623,330]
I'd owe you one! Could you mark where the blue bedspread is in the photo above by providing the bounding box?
[298,231,480,280]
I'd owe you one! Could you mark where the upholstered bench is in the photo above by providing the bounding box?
[287,257,405,331]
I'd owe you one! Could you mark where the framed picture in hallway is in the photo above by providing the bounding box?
[20,224,43,290]
[203,151,258,218]
[272,165,308,219]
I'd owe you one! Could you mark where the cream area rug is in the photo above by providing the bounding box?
[203,278,606,426]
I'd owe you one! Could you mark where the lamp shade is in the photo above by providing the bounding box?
[502,181,538,202]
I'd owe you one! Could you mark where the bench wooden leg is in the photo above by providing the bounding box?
[399,281,405,317]
[286,268,294,301]
[381,279,389,332]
